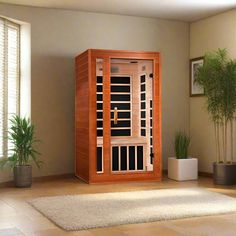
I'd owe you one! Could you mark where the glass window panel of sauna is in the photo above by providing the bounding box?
[141,93,146,101]
[111,86,130,93]
[121,146,127,171]
[141,102,146,109]
[112,146,119,171]
[97,130,103,137]
[97,76,103,83]
[111,94,130,101]
[137,146,144,170]
[97,147,103,172]
[141,120,146,127]
[129,146,135,170]
[140,75,145,83]
[97,112,103,119]
[111,111,131,119]
[111,120,131,128]
[96,94,103,101]
[141,111,146,118]
[96,58,103,172]
[97,121,103,128]
[141,84,146,92]
[111,76,130,84]
[141,129,146,136]
[111,103,130,110]
[118,112,131,118]
[150,147,153,164]
[111,129,131,136]
[150,100,152,108]
[97,85,102,92]
[97,102,103,110]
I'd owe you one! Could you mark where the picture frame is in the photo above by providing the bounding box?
[190,57,204,97]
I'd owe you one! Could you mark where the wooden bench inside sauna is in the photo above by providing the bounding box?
[75,49,161,183]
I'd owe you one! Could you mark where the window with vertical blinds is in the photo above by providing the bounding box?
[0,17,20,158]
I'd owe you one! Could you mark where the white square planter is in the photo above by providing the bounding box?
[168,157,198,181]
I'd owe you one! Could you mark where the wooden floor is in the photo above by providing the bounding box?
[0,176,236,236]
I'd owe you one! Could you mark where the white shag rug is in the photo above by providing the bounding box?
[29,188,236,231]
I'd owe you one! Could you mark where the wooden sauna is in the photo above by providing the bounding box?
[75,49,162,183]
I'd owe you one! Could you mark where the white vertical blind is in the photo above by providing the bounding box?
[0,17,20,157]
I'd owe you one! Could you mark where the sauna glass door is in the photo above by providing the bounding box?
[110,59,154,173]
[95,57,155,175]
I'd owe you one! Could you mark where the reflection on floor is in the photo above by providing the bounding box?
[0,176,236,236]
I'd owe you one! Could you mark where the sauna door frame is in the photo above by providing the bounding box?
[89,49,161,183]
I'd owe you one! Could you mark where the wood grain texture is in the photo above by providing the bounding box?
[75,49,161,184]
[75,50,90,182]
[153,57,162,178]
[102,57,111,177]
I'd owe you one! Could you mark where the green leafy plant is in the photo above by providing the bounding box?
[175,131,190,159]
[195,48,236,164]
[0,115,42,169]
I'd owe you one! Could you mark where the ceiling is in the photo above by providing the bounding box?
[1,0,236,22]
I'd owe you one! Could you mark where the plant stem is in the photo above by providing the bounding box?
[231,120,233,164]
[217,122,221,163]
[224,118,227,163]
[222,122,225,163]
[214,122,219,163]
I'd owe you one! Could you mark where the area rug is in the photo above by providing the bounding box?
[29,188,236,231]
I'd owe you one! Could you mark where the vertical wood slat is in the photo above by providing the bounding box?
[153,57,162,177]
[103,57,111,174]
[90,53,99,181]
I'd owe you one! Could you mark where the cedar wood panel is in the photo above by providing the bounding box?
[75,50,90,182]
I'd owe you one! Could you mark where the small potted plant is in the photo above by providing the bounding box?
[0,115,42,187]
[168,131,198,181]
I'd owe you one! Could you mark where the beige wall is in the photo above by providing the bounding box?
[190,9,236,173]
[0,4,189,183]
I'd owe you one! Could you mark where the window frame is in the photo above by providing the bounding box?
[0,16,21,158]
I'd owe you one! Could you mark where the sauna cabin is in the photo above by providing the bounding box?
[75,49,161,183]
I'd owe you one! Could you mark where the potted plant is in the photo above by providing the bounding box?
[0,115,42,187]
[195,48,236,185]
[168,131,198,181]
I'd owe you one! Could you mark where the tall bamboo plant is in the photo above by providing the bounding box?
[195,49,236,164]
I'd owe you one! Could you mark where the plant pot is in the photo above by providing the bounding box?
[213,162,236,185]
[13,165,32,188]
[168,157,198,181]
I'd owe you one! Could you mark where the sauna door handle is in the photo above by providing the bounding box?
[114,107,118,125]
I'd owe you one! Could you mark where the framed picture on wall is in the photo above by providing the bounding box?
[190,57,204,96]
